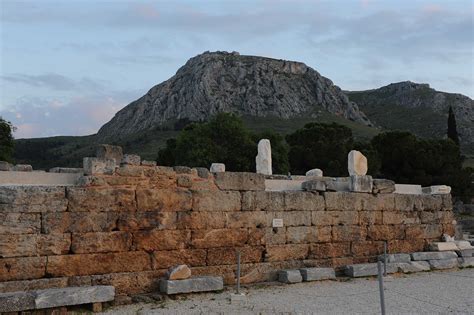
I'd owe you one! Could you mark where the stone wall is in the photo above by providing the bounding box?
[0,165,455,297]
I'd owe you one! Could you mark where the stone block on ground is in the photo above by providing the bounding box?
[422,185,451,194]
[411,251,458,261]
[372,179,395,194]
[256,139,272,175]
[299,268,335,281]
[345,263,397,277]
[12,164,33,172]
[278,270,303,283]
[121,154,141,166]
[348,150,367,176]
[214,172,265,191]
[429,242,459,251]
[458,257,474,268]
[302,179,326,192]
[96,144,123,164]
[325,177,350,192]
[160,276,223,295]
[456,249,474,257]
[349,175,373,193]
[455,241,474,250]
[35,286,115,309]
[428,258,459,270]
[377,253,411,263]
[49,167,83,174]
[394,261,431,273]
[0,161,13,171]
[83,157,115,175]
[0,291,36,312]
[394,184,422,195]
[210,163,225,173]
[305,169,323,177]
[167,265,191,280]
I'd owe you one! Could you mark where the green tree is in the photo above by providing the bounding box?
[0,117,15,162]
[447,106,459,145]
[286,122,354,176]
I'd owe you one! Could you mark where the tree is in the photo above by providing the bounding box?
[0,117,15,162]
[447,106,459,145]
[286,122,354,176]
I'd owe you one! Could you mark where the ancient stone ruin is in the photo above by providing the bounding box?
[0,142,471,312]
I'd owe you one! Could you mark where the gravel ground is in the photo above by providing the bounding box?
[102,269,474,314]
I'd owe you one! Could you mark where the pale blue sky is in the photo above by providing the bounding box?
[1,0,473,138]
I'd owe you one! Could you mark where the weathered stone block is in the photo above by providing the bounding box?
[395,261,431,273]
[394,184,423,195]
[428,258,458,270]
[349,175,373,193]
[332,225,367,242]
[49,167,83,173]
[83,157,115,175]
[152,249,207,269]
[0,186,66,208]
[387,239,425,253]
[309,242,351,259]
[247,228,286,245]
[121,154,141,166]
[429,242,458,251]
[176,175,193,188]
[256,139,272,175]
[35,285,115,309]
[191,229,248,248]
[324,192,364,211]
[351,241,384,256]
[136,188,191,212]
[0,291,35,312]
[312,211,357,226]
[359,211,383,225]
[210,163,225,173]
[192,190,241,211]
[46,252,151,277]
[118,211,177,231]
[0,213,41,234]
[37,234,71,256]
[458,257,474,268]
[383,211,420,225]
[265,244,309,262]
[167,265,191,280]
[367,225,405,241]
[141,160,157,167]
[265,211,311,227]
[0,278,69,294]
[299,267,335,281]
[306,168,323,177]
[372,179,395,194]
[325,177,350,192]
[42,212,119,233]
[241,191,285,211]
[0,161,13,171]
[207,246,263,265]
[160,276,223,294]
[345,263,397,277]
[12,164,33,172]
[405,224,442,239]
[71,232,131,254]
[115,165,144,177]
[456,249,474,257]
[302,180,326,192]
[422,185,451,195]
[225,211,266,228]
[134,229,190,251]
[411,251,458,261]
[0,257,46,281]
[287,226,331,243]
[377,253,411,263]
[96,144,123,164]
[0,234,37,257]
[455,240,474,250]
[176,211,226,229]
[195,167,210,178]
[284,191,325,211]
[214,172,265,191]
[278,269,302,283]
[67,187,136,212]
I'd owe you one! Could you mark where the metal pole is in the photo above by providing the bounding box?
[383,241,387,277]
[236,251,241,294]
[377,261,386,315]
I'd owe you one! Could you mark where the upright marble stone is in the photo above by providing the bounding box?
[348,150,367,176]
[256,139,272,175]
[210,163,225,173]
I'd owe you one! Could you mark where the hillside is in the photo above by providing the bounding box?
[346,81,474,154]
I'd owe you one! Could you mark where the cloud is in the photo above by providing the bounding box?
[1,73,105,92]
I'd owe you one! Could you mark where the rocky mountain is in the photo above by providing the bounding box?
[347,81,474,153]
[98,51,372,138]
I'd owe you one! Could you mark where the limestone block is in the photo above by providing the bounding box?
[12,164,33,172]
[136,188,191,212]
[326,177,350,192]
[71,232,131,254]
[299,268,335,281]
[207,246,263,265]
[429,242,459,251]
[428,258,458,270]
[0,161,13,171]
[152,249,207,269]
[160,276,223,294]
[265,179,303,191]
[305,169,323,177]
[191,229,248,248]
[348,150,367,176]
[192,190,241,211]
[455,241,474,250]
[411,251,458,261]
[0,291,35,312]
[302,179,326,192]
[96,144,123,164]
[395,261,431,273]
[345,263,397,277]
[0,257,46,282]
[458,257,474,268]
[256,139,272,175]
[377,253,411,263]
[134,229,190,251]
[49,167,83,173]
[0,213,41,234]
[167,265,191,280]
[287,226,330,244]
[195,167,210,178]
[284,191,325,211]
[83,157,115,175]
[121,154,141,165]
[372,179,395,194]
[68,187,136,212]
[265,244,309,262]
[394,184,422,195]
[456,249,474,257]
[308,242,351,259]
[278,270,302,283]
[35,286,115,309]
[241,191,285,211]
[210,163,225,173]
[349,175,373,193]
[422,185,451,194]
[141,160,157,167]
[214,172,265,191]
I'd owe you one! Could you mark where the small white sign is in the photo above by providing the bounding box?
[272,218,284,228]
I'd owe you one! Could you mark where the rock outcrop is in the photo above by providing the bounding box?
[98,51,372,138]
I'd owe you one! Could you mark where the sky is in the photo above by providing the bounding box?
[0,0,473,139]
